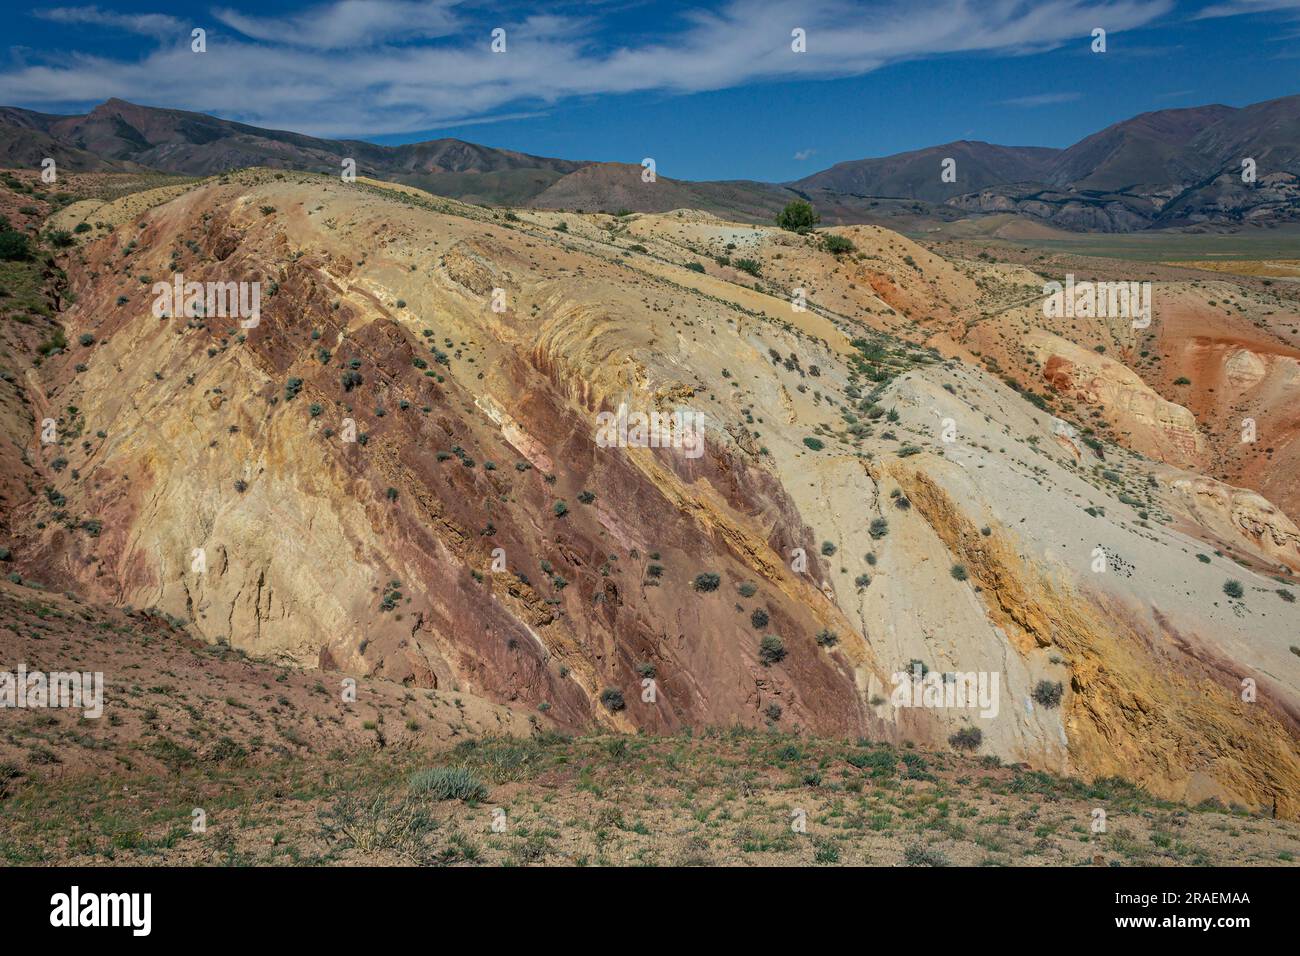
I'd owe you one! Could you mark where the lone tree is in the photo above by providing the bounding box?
[775,199,819,234]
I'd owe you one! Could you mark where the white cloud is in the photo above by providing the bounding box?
[2,0,1177,137]
[1000,91,1083,107]
[213,1,462,50]
[38,5,184,36]
[794,148,816,160]
[1195,0,1300,19]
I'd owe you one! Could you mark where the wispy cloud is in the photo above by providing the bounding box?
[999,91,1083,107]
[37,5,184,37]
[793,148,816,160]
[212,1,462,50]
[1195,0,1300,19]
[2,0,1177,137]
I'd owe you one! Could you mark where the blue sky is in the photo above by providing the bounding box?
[0,0,1296,182]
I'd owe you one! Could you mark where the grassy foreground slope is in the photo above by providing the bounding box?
[6,729,1300,867]
[3,577,1297,866]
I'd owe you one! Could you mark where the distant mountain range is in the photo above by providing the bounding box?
[2,94,1298,232]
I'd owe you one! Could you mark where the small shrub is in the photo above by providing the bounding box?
[1223,580,1244,599]
[410,766,488,802]
[692,573,721,592]
[1032,680,1064,709]
[949,726,982,751]
[759,634,786,665]
[822,233,854,255]
[0,231,30,261]
[600,688,625,711]
[903,844,949,867]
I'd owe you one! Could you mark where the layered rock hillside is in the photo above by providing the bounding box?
[5,168,1300,818]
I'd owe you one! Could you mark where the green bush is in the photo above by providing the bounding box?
[1223,579,1244,599]
[0,231,30,261]
[775,200,819,233]
[948,726,982,751]
[693,572,721,592]
[759,634,786,665]
[822,233,854,255]
[1032,680,1064,708]
[903,844,949,867]
[409,766,488,802]
[600,688,625,711]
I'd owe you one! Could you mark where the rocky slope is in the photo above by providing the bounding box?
[4,169,1300,819]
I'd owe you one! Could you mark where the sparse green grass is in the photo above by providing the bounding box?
[1,728,1293,867]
